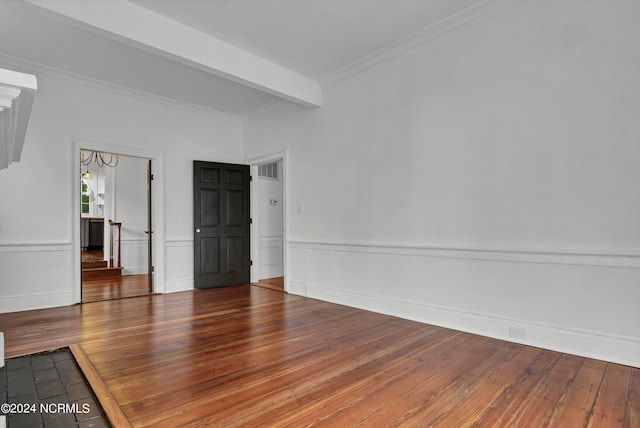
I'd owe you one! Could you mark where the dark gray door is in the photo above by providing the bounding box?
[193,161,251,288]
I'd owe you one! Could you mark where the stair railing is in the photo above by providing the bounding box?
[108,220,122,269]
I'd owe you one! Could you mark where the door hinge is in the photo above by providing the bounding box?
[250,260,253,266]
[250,175,253,181]
[151,266,155,273]
[250,218,253,224]
[150,174,154,180]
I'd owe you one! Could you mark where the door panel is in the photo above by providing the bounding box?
[226,190,245,226]
[226,237,245,272]
[194,161,250,288]
[200,189,220,226]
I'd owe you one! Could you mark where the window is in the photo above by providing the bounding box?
[81,179,91,214]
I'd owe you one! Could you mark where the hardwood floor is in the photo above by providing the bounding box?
[82,274,151,302]
[0,286,638,427]
[254,276,285,292]
[81,249,150,302]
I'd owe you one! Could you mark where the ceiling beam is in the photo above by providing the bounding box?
[23,0,322,108]
[0,68,37,171]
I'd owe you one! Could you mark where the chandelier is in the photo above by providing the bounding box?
[81,150,119,179]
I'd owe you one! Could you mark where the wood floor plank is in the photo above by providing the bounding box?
[504,353,585,427]
[224,325,454,427]
[1,285,638,427]
[546,358,607,427]
[628,368,640,427]
[426,344,535,427]
[588,363,632,427]
[311,331,473,427]
[82,273,150,302]
[355,336,497,427]
[129,319,427,427]
[395,340,524,427]
[70,344,132,428]
[457,348,561,426]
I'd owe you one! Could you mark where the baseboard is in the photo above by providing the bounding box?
[164,278,193,293]
[291,281,640,368]
[287,280,309,297]
[122,266,149,275]
[0,291,72,314]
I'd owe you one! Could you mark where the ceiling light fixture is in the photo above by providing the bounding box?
[81,150,119,168]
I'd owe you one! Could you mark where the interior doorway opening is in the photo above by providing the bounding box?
[79,150,153,302]
[250,153,286,293]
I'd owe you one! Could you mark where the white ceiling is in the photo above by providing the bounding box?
[127,0,484,79]
[0,0,489,116]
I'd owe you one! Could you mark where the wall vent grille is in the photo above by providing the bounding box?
[258,162,278,180]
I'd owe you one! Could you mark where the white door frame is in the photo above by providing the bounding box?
[72,139,165,303]
[247,150,288,290]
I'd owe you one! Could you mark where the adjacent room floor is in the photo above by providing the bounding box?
[81,250,150,303]
[1,286,638,427]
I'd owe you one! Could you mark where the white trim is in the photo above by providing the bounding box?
[120,237,151,244]
[72,138,166,302]
[320,0,515,86]
[247,151,288,289]
[165,278,194,293]
[165,239,193,247]
[0,53,242,121]
[0,242,71,253]
[122,266,149,276]
[288,240,640,268]
[0,291,73,314]
[259,235,284,241]
[249,164,259,282]
[293,280,640,368]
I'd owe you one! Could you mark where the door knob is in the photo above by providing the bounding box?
[195,228,201,233]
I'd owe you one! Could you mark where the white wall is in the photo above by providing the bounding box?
[114,155,149,275]
[257,160,284,279]
[244,0,640,367]
[0,66,243,312]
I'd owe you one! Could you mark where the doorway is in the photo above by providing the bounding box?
[193,161,251,288]
[78,150,153,302]
[249,153,286,292]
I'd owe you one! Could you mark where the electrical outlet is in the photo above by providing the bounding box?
[509,326,527,340]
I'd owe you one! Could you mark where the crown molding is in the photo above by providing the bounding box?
[319,0,515,86]
[0,53,242,122]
